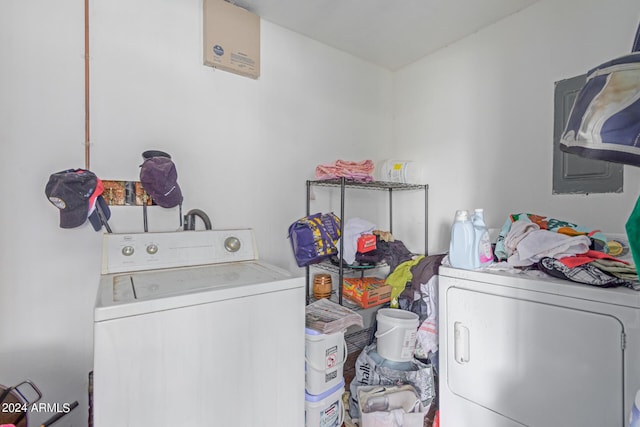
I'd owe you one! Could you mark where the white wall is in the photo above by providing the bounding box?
[0,0,392,424]
[3,0,640,424]
[394,0,640,253]
[88,0,394,265]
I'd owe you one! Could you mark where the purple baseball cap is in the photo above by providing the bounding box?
[45,169,98,228]
[139,157,183,208]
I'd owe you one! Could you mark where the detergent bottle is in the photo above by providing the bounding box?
[449,210,475,269]
[472,208,493,268]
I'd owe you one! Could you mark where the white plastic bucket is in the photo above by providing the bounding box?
[374,308,419,362]
[305,380,345,427]
[305,328,347,395]
[378,160,423,184]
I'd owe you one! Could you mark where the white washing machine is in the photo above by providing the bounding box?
[93,229,305,427]
[439,265,640,427]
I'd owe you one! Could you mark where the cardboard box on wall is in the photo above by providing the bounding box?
[203,0,260,79]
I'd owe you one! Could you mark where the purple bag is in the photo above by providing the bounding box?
[288,212,341,267]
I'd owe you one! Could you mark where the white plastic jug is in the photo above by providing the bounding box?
[378,160,423,184]
[449,210,475,270]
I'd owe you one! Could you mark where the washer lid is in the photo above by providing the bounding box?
[113,261,288,301]
[95,260,302,321]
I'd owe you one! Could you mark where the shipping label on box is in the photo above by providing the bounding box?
[342,277,391,309]
[203,0,260,79]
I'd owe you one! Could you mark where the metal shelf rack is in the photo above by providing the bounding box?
[305,177,429,305]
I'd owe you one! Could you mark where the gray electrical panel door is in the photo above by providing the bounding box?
[553,75,623,194]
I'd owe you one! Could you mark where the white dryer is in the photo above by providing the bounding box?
[439,265,640,427]
[93,229,305,427]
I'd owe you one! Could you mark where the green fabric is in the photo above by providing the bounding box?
[385,256,424,308]
[590,259,638,280]
[626,195,640,269]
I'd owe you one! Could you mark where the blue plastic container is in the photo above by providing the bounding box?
[449,210,475,270]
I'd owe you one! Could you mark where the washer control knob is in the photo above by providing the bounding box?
[122,246,135,256]
[146,244,159,255]
[224,237,241,253]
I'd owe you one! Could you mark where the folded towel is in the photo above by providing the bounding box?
[315,159,375,181]
[508,230,591,267]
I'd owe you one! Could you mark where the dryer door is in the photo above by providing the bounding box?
[445,287,624,427]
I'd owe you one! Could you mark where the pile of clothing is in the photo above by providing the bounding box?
[338,218,444,359]
[494,213,639,290]
[337,218,413,268]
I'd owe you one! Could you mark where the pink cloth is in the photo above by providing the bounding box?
[315,159,375,181]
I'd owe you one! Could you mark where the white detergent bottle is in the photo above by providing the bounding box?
[472,208,494,269]
[630,389,640,427]
[449,210,475,270]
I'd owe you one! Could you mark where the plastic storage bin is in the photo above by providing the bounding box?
[305,379,345,427]
[305,328,346,395]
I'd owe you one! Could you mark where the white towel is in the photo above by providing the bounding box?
[503,220,540,258]
[508,229,591,266]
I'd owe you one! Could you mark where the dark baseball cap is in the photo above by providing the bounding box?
[45,169,98,228]
[139,156,183,208]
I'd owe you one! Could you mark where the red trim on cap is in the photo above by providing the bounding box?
[88,178,104,213]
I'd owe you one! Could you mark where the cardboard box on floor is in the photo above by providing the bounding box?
[203,0,260,79]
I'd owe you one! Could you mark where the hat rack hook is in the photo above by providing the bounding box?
[84,0,91,171]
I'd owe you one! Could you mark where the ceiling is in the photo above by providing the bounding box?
[232,0,541,70]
